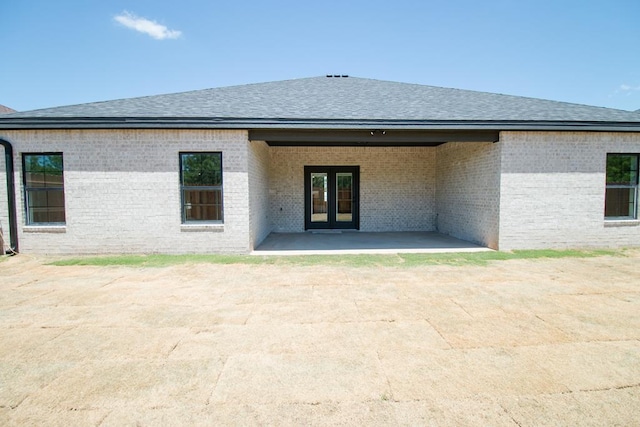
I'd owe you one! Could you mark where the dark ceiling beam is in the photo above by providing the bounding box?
[249,129,499,145]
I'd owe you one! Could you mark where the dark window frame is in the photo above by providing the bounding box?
[179,152,223,223]
[22,152,66,225]
[605,153,639,220]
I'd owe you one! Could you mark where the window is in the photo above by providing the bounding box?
[180,152,223,222]
[23,153,66,224]
[605,154,639,219]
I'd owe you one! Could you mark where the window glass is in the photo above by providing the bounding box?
[183,189,223,221]
[605,188,635,217]
[47,190,66,208]
[605,154,639,219]
[606,154,637,185]
[24,155,45,187]
[181,153,222,186]
[23,153,65,225]
[45,158,64,186]
[180,153,223,222]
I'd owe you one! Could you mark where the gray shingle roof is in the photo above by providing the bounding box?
[1,76,639,130]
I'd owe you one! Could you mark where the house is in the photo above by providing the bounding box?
[1,76,639,254]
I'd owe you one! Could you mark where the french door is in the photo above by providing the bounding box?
[304,166,359,230]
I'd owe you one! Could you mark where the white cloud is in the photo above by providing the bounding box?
[114,11,181,40]
[619,84,640,92]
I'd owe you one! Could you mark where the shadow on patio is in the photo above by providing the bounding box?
[252,231,491,255]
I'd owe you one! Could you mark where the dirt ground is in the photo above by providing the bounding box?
[0,252,639,426]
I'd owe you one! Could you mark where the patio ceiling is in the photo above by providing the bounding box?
[249,129,499,146]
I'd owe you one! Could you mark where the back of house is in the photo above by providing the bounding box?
[1,76,640,254]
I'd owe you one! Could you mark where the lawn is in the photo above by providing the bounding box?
[48,248,622,268]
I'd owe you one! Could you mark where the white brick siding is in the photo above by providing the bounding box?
[0,129,252,254]
[436,142,501,249]
[2,128,640,254]
[268,147,436,232]
[248,140,271,249]
[0,145,9,252]
[499,131,640,250]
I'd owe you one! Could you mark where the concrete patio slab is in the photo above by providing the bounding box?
[253,231,490,255]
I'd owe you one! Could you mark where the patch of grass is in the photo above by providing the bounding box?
[50,254,267,267]
[48,253,401,268]
[398,251,511,267]
[47,248,622,268]
[276,254,405,267]
[511,249,617,259]
[399,249,619,267]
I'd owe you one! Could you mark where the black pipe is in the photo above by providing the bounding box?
[0,138,18,253]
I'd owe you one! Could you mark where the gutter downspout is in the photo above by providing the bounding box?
[0,138,18,253]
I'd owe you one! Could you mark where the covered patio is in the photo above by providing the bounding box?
[252,231,490,255]
[252,135,501,254]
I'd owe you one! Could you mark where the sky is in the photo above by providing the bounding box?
[1,0,639,112]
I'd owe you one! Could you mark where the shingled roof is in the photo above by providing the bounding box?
[1,76,639,131]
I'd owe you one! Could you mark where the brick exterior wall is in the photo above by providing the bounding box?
[0,129,253,254]
[268,147,436,232]
[499,131,640,250]
[2,128,639,254]
[248,140,271,249]
[0,145,9,252]
[436,141,501,249]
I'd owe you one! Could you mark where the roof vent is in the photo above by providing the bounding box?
[326,74,349,78]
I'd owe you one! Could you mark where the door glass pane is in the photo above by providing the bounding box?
[336,172,352,222]
[311,173,328,222]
